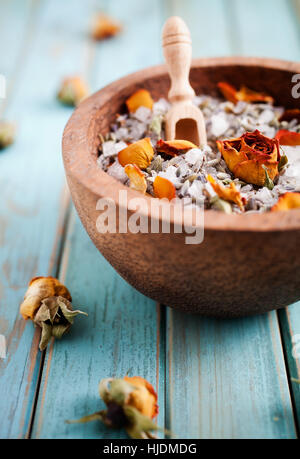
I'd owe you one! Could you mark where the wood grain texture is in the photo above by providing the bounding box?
[31,0,166,439]
[31,212,164,438]
[0,0,92,438]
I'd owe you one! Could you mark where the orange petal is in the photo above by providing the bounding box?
[207,175,246,211]
[92,13,122,40]
[217,138,248,173]
[124,376,158,419]
[126,89,153,113]
[20,277,72,320]
[234,159,279,187]
[271,192,300,211]
[124,164,147,194]
[275,129,300,146]
[218,82,274,104]
[153,176,176,200]
[57,76,89,106]
[279,109,300,123]
[156,139,198,157]
[118,138,154,169]
[217,82,239,104]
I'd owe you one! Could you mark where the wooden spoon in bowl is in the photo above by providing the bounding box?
[162,16,207,146]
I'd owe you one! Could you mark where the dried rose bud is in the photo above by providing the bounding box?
[0,121,16,149]
[126,89,153,113]
[20,276,87,350]
[57,77,89,106]
[91,13,122,41]
[67,376,164,439]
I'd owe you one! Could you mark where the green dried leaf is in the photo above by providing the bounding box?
[58,297,88,324]
[109,379,135,405]
[39,322,53,351]
[210,196,232,214]
[147,155,163,173]
[291,378,300,384]
[149,115,163,137]
[278,154,288,172]
[124,406,160,439]
[52,323,70,339]
[262,165,274,190]
[66,411,104,424]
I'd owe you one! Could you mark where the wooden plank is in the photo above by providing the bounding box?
[231,0,300,60]
[0,0,93,438]
[32,213,164,438]
[31,0,165,439]
[164,0,297,439]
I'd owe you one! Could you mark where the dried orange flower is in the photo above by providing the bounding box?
[217,130,280,187]
[279,109,300,123]
[124,164,147,194]
[118,138,154,169]
[218,82,274,105]
[124,376,158,419]
[57,76,89,106]
[91,13,122,41]
[0,121,16,149]
[275,129,300,146]
[153,176,176,201]
[156,139,198,157]
[126,89,154,113]
[20,276,72,320]
[68,376,163,439]
[20,277,86,350]
[207,175,246,211]
[271,192,300,212]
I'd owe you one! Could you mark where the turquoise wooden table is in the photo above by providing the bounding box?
[0,0,300,439]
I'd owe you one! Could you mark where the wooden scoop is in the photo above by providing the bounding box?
[162,16,207,146]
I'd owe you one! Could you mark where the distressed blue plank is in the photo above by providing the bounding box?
[164,0,297,439]
[230,0,300,60]
[32,213,164,439]
[0,0,94,438]
[32,0,166,439]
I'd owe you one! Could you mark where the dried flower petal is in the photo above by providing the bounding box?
[0,121,16,149]
[271,192,300,211]
[124,376,158,419]
[57,77,89,106]
[279,109,300,123]
[20,276,72,320]
[207,175,246,211]
[218,82,274,104]
[118,138,154,169]
[275,129,300,146]
[92,13,122,41]
[126,89,154,113]
[153,176,176,200]
[156,139,198,157]
[217,130,280,186]
[124,164,147,194]
[34,296,87,350]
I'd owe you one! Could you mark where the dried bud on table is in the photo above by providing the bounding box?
[91,13,122,41]
[67,376,165,439]
[0,121,16,149]
[57,76,89,106]
[20,276,87,350]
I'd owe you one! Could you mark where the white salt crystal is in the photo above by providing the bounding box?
[184,148,204,166]
[187,180,204,200]
[153,98,170,115]
[102,141,117,157]
[114,141,128,153]
[158,166,181,188]
[133,106,151,122]
[107,160,128,183]
[210,114,229,137]
[258,109,274,124]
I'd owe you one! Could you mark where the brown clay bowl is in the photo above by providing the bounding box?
[62,57,300,318]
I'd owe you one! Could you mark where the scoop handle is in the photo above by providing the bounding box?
[162,16,195,104]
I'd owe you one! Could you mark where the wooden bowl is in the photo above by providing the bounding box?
[62,57,300,317]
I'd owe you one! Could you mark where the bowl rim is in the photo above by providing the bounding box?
[62,56,300,232]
